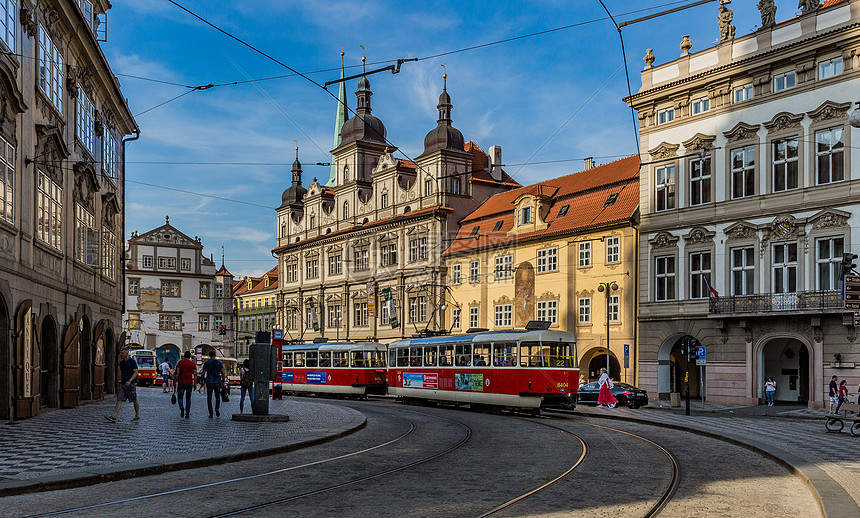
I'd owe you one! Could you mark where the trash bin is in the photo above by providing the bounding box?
[273,383,283,400]
[670,392,681,407]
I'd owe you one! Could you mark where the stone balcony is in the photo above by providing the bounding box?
[709,290,844,315]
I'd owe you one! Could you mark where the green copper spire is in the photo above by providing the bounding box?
[327,52,347,187]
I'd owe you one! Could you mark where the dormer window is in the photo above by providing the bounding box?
[604,193,619,207]
[520,206,532,226]
[380,193,388,208]
[493,221,503,231]
[247,279,253,290]
[264,276,270,287]
[558,205,570,217]
[470,226,480,238]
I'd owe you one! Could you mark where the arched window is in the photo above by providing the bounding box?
[343,165,349,182]
[310,214,316,228]
[425,179,433,196]
[343,201,349,219]
[281,222,286,237]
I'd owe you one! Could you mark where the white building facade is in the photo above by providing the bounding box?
[627,0,860,407]
[124,218,235,364]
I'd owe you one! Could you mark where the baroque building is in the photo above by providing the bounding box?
[273,74,519,343]
[0,1,138,419]
[444,157,640,383]
[233,265,278,359]
[124,218,235,364]
[626,0,860,406]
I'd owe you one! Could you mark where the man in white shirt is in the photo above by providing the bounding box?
[159,359,172,392]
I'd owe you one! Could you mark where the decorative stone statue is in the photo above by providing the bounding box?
[680,35,692,55]
[758,0,776,27]
[799,0,820,14]
[718,4,736,42]
[643,48,655,68]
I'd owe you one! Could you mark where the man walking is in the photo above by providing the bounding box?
[107,348,140,422]
[202,351,226,418]
[159,357,172,393]
[829,375,839,413]
[174,351,197,419]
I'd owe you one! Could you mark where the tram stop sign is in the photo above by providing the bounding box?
[695,346,706,366]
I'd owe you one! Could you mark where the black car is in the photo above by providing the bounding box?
[577,382,649,409]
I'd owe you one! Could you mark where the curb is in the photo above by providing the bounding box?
[0,406,366,498]
[568,409,860,518]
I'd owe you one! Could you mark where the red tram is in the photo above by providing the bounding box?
[280,342,388,397]
[387,329,578,411]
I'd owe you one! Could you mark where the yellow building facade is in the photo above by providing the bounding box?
[444,157,640,383]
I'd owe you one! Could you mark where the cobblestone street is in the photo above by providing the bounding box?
[0,388,363,485]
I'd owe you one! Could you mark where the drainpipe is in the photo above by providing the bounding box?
[120,129,140,343]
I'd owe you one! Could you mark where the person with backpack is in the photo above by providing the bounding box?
[201,351,226,418]
[239,359,254,414]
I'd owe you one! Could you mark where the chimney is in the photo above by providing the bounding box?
[584,157,595,170]
[488,145,502,181]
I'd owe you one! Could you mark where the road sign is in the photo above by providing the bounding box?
[623,343,630,368]
[846,275,860,309]
[855,311,860,327]
[695,346,706,366]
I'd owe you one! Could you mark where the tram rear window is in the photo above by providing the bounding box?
[492,342,516,367]
[319,351,331,367]
[352,350,386,368]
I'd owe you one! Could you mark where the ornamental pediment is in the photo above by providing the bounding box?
[649,232,679,250]
[807,101,851,123]
[681,133,716,152]
[648,142,679,160]
[724,221,759,241]
[809,209,850,230]
[683,226,715,246]
[722,122,760,142]
[763,111,803,132]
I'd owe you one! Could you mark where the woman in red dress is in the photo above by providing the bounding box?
[597,367,618,408]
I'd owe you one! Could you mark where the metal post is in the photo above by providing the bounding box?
[605,286,611,375]
[685,337,691,416]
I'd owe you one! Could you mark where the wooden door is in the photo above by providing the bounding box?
[14,300,40,418]
[92,320,106,400]
[61,323,80,408]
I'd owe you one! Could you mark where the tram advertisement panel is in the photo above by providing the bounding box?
[306,372,328,384]
[282,371,294,383]
[455,373,484,391]
[403,373,437,389]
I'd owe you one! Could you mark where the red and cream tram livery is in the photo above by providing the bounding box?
[387,329,578,410]
[281,342,388,397]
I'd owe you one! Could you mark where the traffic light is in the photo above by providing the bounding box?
[843,253,858,276]
[218,325,227,335]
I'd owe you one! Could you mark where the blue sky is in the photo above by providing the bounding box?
[106,0,808,278]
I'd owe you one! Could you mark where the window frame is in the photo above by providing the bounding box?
[469,260,479,283]
[814,126,845,185]
[654,255,676,302]
[657,107,675,125]
[306,258,319,279]
[494,254,513,280]
[772,71,796,93]
[469,306,479,329]
[815,236,844,291]
[0,135,13,224]
[0,0,16,52]
[818,57,843,80]
[494,304,512,328]
[733,84,753,103]
[689,156,711,206]
[578,242,591,267]
[730,146,756,199]
[37,171,62,250]
[730,246,755,296]
[199,282,210,299]
[771,242,798,294]
[536,300,558,325]
[578,297,591,324]
[38,23,64,112]
[655,165,676,212]
[451,263,461,285]
[76,87,95,155]
[605,236,620,264]
[771,136,799,193]
[691,97,709,115]
[688,250,712,300]
[536,247,558,273]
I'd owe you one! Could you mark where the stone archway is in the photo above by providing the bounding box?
[92,320,106,400]
[155,344,180,367]
[14,300,41,418]
[755,335,813,404]
[580,346,621,382]
[40,315,60,408]
[0,293,10,420]
[656,333,705,399]
[79,315,92,402]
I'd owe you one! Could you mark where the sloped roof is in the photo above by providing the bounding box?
[233,265,279,296]
[464,141,520,187]
[215,265,233,277]
[445,155,640,256]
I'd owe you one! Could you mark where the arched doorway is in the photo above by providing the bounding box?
[0,293,10,420]
[92,320,106,400]
[79,315,92,401]
[155,344,180,367]
[586,351,621,382]
[759,337,810,404]
[656,334,704,399]
[104,328,116,395]
[40,316,60,408]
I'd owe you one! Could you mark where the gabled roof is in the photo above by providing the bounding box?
[130,218,202,249]
[445,155,640,256]
[215,265,233,277]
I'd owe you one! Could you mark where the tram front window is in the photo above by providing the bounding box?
[492,342,516,367]
[520,341,545,367]
[544,342,575,368]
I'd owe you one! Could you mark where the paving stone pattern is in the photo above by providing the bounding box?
[581,406,860,509]
[0,388,355,481]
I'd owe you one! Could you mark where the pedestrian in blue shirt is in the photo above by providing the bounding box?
[106,348,140,422]
[202,351,226,418]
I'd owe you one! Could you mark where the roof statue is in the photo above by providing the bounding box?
[643,48,655,68]
[718,1,735,42]
[799,0,820,14]
[758,0,776,27]
[327,51,347,187]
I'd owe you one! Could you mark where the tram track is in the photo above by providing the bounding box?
[25,411,420,518]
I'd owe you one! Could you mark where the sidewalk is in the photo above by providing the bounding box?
[574,405,860,518]
[0,387,365,496]
[642,400,829,419]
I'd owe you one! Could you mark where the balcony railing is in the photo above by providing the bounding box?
[709,290,844,314]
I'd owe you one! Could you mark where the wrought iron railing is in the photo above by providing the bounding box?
[709,290,844,314]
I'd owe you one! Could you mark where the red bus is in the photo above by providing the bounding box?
[387,329,578,412]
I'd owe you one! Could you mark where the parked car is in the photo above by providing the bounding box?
[577,381,648,409]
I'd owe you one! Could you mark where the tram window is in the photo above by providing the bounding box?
[369,350,386,368]
[294,352,306,368]
[472,345,489,366]
[333,351,348,367]
[389,349,397,368]
[409,347,423,367]
[544,341,574,368]
[319,351,331,367]
[455,344,471,366]
[396,348,410,367]
[306,351,318,368]
[352,351,367,368]
[439,346,454,367]
[492,342,516,367]
[424,346,438,367]
[520,341,546,367]
[283,353,293,367]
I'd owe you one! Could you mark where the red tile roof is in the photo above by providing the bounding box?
[215,265,233,277]
[464,141,521,187]
[445,155,640,256]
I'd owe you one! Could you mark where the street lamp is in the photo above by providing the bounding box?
[597,281,619,378]
[336,315,343,342]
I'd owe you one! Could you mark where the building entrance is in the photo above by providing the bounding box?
[587,353,621,382]
[760,338,809,403]
[0,295,9,420]
[41,316,59,408]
